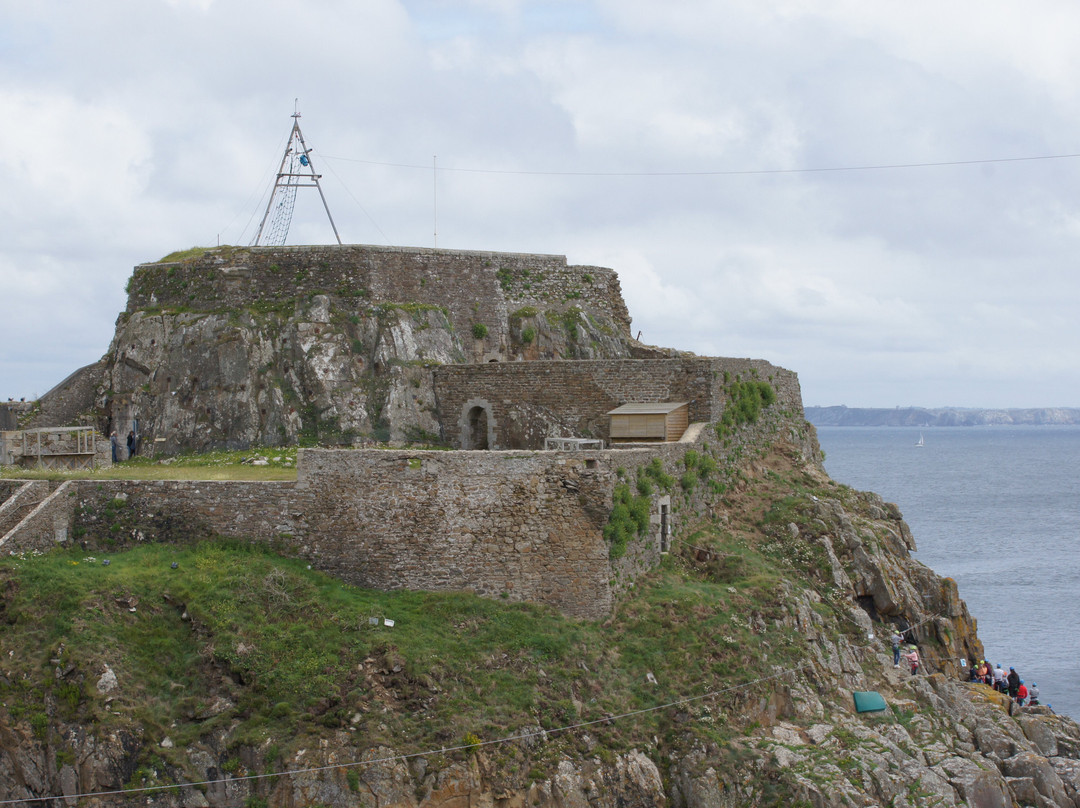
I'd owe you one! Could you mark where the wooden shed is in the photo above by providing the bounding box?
[607,402,689,444]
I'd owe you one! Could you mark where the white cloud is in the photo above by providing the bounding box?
[0,91,151,222]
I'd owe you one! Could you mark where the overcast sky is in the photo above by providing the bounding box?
[3,0,1080,408]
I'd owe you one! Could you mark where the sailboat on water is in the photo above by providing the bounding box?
[915,432,925,448]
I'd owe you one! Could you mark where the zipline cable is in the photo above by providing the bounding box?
[320,155,393,246]
[322,151,1080,178]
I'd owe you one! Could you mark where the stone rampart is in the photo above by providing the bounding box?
[296,449,631,618]
[0,392,805,618]
[27,361,105,430]
[24,444,688,619]
[125,245,631,347]
[434,357,803,449]
[46,449,650,618]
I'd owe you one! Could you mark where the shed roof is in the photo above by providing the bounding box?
[606,402,688,416]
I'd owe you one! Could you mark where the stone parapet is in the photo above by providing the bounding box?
[125,244,631,345]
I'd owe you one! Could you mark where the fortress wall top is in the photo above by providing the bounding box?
[124,244,631,344]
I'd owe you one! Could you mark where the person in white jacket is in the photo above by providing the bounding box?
[993,663,1007,692]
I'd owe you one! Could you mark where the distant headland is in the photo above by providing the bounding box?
[807,405,1080,427]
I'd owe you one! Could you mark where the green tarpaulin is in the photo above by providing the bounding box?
[853,691,888,713]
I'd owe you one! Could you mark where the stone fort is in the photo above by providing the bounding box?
[0,245,811,618]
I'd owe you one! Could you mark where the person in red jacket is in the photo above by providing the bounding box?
[1016,681,1029,706]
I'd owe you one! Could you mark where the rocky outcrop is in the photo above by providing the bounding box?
[6,670,1080,807]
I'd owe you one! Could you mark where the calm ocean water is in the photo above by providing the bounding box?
[817,425,1080,719]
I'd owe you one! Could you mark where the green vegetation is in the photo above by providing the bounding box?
[604,459,679,558]
[604,483,651,558]
[157,246,228,263]
[472,323,489,340]
[0,491,821,778]
[0,434,888,799]
[1,449,299,482]
[715,380,777,439]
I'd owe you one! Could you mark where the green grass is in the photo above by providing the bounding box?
[0,502,827,774]
[1,448,299,482]
[156,246,234,263]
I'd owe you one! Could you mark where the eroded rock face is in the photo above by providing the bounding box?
[101,298,464,452]
[94,297,639,454]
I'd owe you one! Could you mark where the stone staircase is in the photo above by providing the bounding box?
[0,480,78,553]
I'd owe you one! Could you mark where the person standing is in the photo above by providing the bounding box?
[1016,681,1028,706]
[126,430,136,460]
[993,663,1007,692]
[1007,667,1020,699]
[905,646,920,676]
[1028,683,1040,705]
[891,629,904,667]
[110,431,119,463]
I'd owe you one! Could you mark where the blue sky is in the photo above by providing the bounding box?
[3,0,1080,408]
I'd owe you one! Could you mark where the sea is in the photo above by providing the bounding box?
[816,425,1080,719]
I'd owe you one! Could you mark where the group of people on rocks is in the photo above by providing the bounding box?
[969,660,1040,706]
[888,629,1042,708]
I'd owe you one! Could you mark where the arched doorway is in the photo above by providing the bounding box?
[459,398,496,450]
[466,406,489,449]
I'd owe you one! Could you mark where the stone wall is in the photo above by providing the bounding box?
[72,480,307,545]
[0,391,803,618]
[1,428,110,469]
[0,481,51,538]
[296,449,630,618]
[434,357,803,449]
[28,361,105,430]
[54,449,656,619]
[125,245,632,349]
